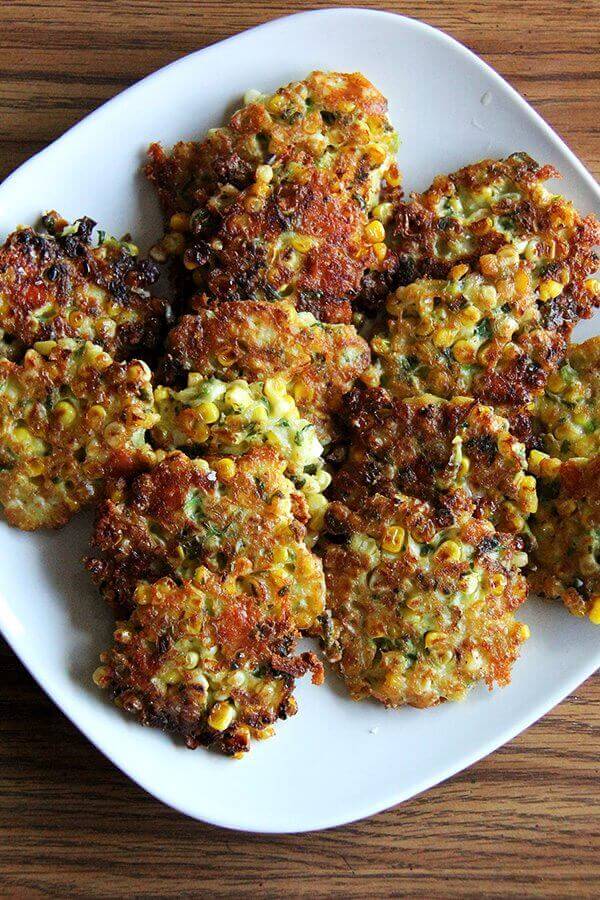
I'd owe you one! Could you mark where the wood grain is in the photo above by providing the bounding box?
[0,2,598,896]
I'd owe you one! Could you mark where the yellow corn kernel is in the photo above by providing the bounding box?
[372,202,394,223]
[364,220,386,244]
[450,263,469,281]
[517,623,531,641]
[385,164,402,187]
[488,572,507,596]
[208,701,235,732]
[289,233,314,254]
[539,279,563,302]
[53,400,77,427]
[366,143,387,167]
[514,268,530,296]
[479,285,498,310]
[267,93,286,115]
[382,525,405,553]
[433,327,455,349]
[588,597,600,625]
[252,725,275,741]
[197,401,220,424]
[103,422,126,448]
[251,404,269,424]
[479,254,499,277]
[293,381,314,404]
[434,540,461,564]
[264,376,287,401]
[459,455,470,477]
[497,244,520,266]
[169,212,190,232]
[307,493,328,516]
[225,384,252,409]
[584,277,599,296]
[453,339,476,364]
[216,350,236,368]
[92,666,111,688]
[519,475,538,513]
[539,456,562,479]
[373,242,387,262]
[215,458,236,481]
[244,196,263,214]
[470,215,492,236]
[34,340,57,356]
[162,231,186,255]
[154,386,169,403]
[459,304,482,326]
[425,631,447,649]
[555,421,580,442]
[255,164,273,183]
[273,546,289,565]
[528,449,550,475]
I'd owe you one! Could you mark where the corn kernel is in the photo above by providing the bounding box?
[27,458,45,477]
[364,220,386,244]
[289,233,313,253]
[589,597,600,625]
[539,279,563,302]
[53,400,77,427]
[382,525,405,553]
[433,327,455,349]
[497,244,520,266]
[244,196,263,214]
[528,449,550,475]
[514,268,530,296]
[264,376,287,401]
[92,666,111,688]
[197,401,220,424]
[453,339,476,364]
[425,631,447,649]
[208,701,235,732]
[372,202,394,223]
[162,231,186,255]
[255,163,273,183]
[366,143,387,167]
[585,278,600,296]
[517,623,531,641]
[251,404,269,424]
[470,216,492,236]
[215,458,236,481]
[34,340,57,356]
[479,285,498,310]
[373,242,387,262]
[459,304,482,326]
[539,456,561,479]
[267,93,286,115]
[450,263,469,281]
[293,381,314,404]
[385,164,402,187]
[434,540,461,564]
[273,546,289,565]
[169,212,190,232]
[479,254,499,277]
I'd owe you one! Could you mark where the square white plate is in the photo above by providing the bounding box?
[0,7,598,834]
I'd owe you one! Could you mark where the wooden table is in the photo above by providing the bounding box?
[0,2,598,896]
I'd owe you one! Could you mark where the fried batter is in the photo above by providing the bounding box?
[369,253,571,405]
[0,339,157,530]
[152,374,330,534]
[321,494,529,707]
[0,213,167,360]
[357,153,600,319]
[161,300,370,444]
[333,385,537,534]
[528,454,600,622]
[532,336,600,460]
[93,572,323,755]
[147,71,400,320]
[86,447,325,628]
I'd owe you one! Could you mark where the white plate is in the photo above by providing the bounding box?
[0,7,598,834]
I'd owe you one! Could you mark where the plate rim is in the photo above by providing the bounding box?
[0,5,598,834]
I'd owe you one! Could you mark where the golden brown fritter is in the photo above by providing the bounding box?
[160,300,370,444]
[0,213,167,361]
[357,153,600,319]
[332,385,537,535]
[93,572,324,756]
[532,336,600,461]
[86,447,325,628]
[320,493,529,707]
[368,247,573,406]
[0,339,157,530]
[151,374,330,538]
[146,71,400,320]
[528,453,600,622]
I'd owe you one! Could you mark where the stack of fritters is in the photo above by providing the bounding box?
[1,70,598,756]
